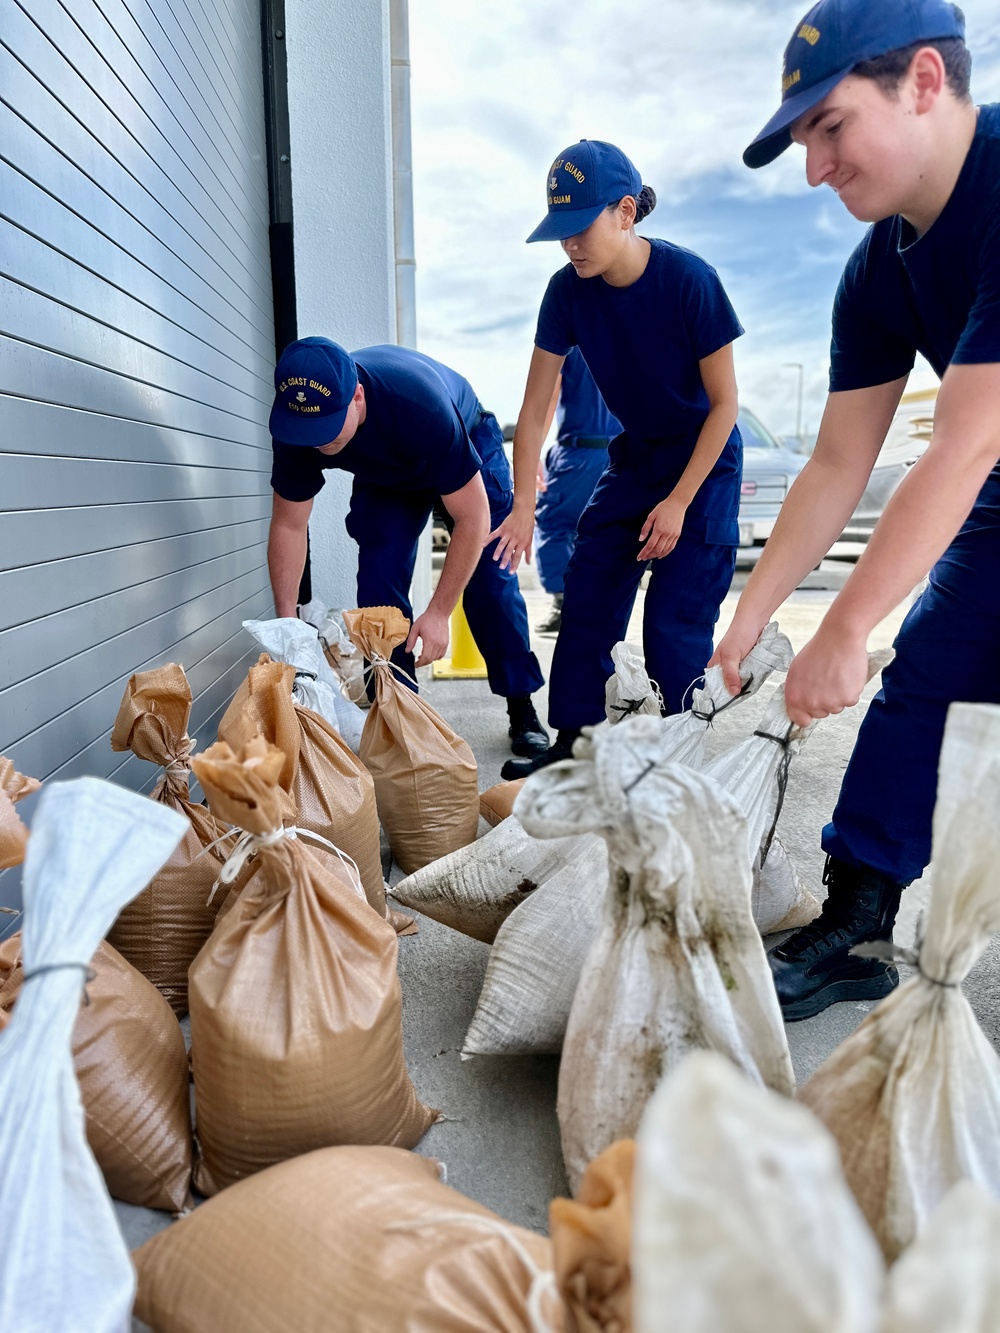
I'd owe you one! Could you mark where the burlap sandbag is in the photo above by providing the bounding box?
[343,607,479,873]
[189,739,435,1195]
[0,933,192,1212]
[480,778,526,827]
[108,664,233,1015]
[217,653,390,922]
[550,1141,634,1333]
[134,1144,562,1332]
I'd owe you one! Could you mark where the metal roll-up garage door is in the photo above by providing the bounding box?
[0,0,275,887]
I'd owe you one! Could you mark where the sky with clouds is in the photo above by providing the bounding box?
[409,0,1000,440]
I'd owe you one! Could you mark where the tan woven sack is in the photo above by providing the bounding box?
[343,607,479,873]
[108,664,232,1015]
[134,1144,562,1332]
[217,653,388,920]
[0,756,40,870]
[480,778,526,827]
[0,933,192,1212]
[189,739,435,1195]
[550,1141,635,1333]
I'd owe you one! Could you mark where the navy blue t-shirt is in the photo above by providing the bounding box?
[270,345,489,502]
[830,104,1000,391]
[557,347,622,443]
[535,238,744,440]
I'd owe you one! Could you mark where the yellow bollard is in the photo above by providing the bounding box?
[432,596,488,679]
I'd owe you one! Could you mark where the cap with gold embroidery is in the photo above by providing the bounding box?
[744,0,965,169]
[526,140,642,243]
[269,337,358,447]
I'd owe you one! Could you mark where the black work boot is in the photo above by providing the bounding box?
[768,855,908,1021]
[535,594,563,635]
[506,695,550,758]
[501,728,581,781]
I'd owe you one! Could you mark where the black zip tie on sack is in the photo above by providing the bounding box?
[23,962,98,1005]
[850,939,959,988]
[294,669,317,683]
[623,759,658,794]
[752,721,794,864]
[691,675,755,724]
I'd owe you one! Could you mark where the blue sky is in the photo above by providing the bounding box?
[409,0,1000,438]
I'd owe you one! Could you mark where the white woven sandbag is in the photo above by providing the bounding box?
[634,1052,884,1333]
[605,642,663,722]
[0,777,187,1333]
[799,702,1000,1261]
[390,815,590,944]
[517,717,794,1192]
[300,603,369,706]
[243,617,365,752]
[462,834,608,1056]
[881,1180,1000,1332]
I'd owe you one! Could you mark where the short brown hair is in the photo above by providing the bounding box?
[853,32,972,100]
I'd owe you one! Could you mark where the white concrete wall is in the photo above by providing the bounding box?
[285,0,397,609]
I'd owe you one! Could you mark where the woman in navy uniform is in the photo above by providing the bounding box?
[534,346,623,634]
[493,140,743,779]
[717,0,1000,1018]
[267,338,548,757]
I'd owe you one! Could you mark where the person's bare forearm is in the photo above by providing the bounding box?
[268,521,308,617]
[671,402,738,507]
[511,410,549,516]
[431,512,489,618]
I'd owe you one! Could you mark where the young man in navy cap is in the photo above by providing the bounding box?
[268,338,548,757]
[534,347,623,635]
[714,0,998,1018]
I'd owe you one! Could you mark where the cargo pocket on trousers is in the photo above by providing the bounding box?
[675,523,738,626]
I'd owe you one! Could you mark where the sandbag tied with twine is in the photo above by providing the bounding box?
[0,755,40,871]
[243,615,365,753]
[343,606,479,873]
[217,653,389,925]
[633,1053,885,1333]
[391,813,602,945]
[516,716,795,1194]
[605,642,663,723]
[108,663,234,1015]
[550,1140,634,1333]
[798,702,1000,1262]
[134,1145,563,1333]
[0,934,193,1213]
[0,777,187,1333]
[188,739,435,1196]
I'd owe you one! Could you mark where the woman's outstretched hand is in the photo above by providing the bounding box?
[488,505,535,573]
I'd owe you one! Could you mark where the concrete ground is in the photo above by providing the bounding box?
[123,547,1000,1324]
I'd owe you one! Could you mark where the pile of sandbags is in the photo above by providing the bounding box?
[217,652,389,923]
[799,700,1000,1259]
[108,664,231,1014]
[0,777,186,1331]
[188,738,435,1195]
[134,1144,564,1332]
[243,615,365,752]
[518,715,794,1191]
[343,606,479,872]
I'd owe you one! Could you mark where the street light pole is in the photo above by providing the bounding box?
[784,362,804,445]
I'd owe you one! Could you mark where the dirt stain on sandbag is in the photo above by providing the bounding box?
[501,878,538,908]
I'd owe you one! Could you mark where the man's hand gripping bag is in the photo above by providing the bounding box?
[188,738,435,1195]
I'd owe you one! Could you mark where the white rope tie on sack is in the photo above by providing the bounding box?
[385,1214,562,1333]
[362,651,419,690]
[201,824,368,906]
[162,733,196,782]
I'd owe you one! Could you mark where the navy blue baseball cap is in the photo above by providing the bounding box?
[526,140,643,243]
[744,0,965,169]
[269,336,358,446]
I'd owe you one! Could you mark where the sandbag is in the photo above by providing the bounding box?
[301,599,369,706]
[392,814,596,944]
[108,663,231,1015]
[243,615,365,752]
[881,1181,1000,1333]
[189,738,435,1195]
[517,717,794,1193]
[480,777,526,827]
[0,778,186,1333]
[217,653,388,922]
[633,1052,884,1333]
[0,755,40,870]
[550,1140,634,1333]
[0,934,192,1212]
[605,642,662,723]
[799,701,1000,1261]
[343,606,479,873]
[134,1144,562,1332]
